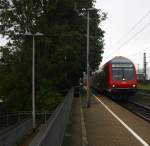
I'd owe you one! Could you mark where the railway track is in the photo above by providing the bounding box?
[137,89,150,97]
[117,100,150,123]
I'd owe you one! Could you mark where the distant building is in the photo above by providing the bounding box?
[136,72,145,81]
[147,67,150,80]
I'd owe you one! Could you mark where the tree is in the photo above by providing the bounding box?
[0,0,106,111]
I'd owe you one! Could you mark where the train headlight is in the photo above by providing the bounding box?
[112,84,115,88]
[132,84,136,88]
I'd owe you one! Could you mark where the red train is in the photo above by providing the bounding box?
[92,56,137,100]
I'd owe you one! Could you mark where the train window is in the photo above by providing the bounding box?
[112,63,133,68]
[112,67,134,80]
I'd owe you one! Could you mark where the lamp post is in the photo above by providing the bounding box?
[25,32,44,129]
[86,8,98,108]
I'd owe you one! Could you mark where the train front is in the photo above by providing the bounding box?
[109,56,137,99]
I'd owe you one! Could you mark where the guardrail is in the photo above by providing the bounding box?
[29,88,74,146]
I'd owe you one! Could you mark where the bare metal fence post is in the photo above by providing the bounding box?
[44,112,47,123]
[6,114,9,127]
[18,112,21,123]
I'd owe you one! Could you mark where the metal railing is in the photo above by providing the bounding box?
[29,88,74,146]
[0,118,32,146]
[0,112,52,146]
[0,111,31,130]
[0,111,52,130]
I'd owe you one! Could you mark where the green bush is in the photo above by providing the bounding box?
[36,84,63,111]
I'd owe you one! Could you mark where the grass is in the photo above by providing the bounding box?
[131,82,150,106]
[138,83,150,91]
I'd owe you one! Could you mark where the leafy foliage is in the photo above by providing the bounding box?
[0,0,106,111]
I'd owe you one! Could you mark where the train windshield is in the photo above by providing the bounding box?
[112,64,134,80]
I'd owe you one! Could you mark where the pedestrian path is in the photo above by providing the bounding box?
[62,98,82,146]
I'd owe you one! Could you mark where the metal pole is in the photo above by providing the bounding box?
[32,35,35,129]
[87,10,90,108]
[143,52,147,80]
[22,32,44,130]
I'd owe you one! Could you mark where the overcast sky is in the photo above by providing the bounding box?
[95,0,150,72]
[0,35,7,46]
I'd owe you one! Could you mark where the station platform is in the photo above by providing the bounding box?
[62,95,150,146]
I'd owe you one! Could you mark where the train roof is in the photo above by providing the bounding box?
[97,56,134,72]
[110,56,133,64]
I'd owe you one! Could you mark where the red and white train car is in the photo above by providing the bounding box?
[92,56,137,100]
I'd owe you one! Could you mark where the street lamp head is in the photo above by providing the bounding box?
[87,8,99,11]
[35,32,44,36]
[24,32,33,36]
[24,32,44,36]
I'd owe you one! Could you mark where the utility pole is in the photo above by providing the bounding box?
[143,52,147,80]
[86,8,99,108]
[86,9,90,108]
[137,64,139,73]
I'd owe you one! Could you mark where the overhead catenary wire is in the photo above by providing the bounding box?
[104,10,150,60]
[105,22,150,60]
[112,10,150,47]
[124,45,150,57]
[146,55,150,59]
